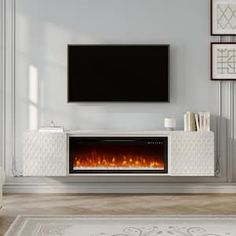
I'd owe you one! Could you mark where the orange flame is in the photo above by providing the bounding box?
[73,150,164,169]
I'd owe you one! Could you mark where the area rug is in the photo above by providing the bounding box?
[5,215,236,236]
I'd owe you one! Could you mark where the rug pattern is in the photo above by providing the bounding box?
[5,216,235,236]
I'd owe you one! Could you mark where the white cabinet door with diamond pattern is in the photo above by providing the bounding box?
[170,131,214,176]
[23,131,67,176]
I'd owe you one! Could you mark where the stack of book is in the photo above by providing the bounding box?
[184,112,210,132]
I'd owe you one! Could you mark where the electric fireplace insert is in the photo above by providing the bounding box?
[69,137,168,174]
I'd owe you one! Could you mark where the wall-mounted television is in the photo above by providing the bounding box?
[68,44,169,102]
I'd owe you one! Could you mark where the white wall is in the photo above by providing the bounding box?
[2,0,236,192]
[14,0,218,169]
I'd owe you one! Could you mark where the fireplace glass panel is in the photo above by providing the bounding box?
[69,137,168,174]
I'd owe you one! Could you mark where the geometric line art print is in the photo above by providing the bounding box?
[217,4,236,30]
[211,43,236,80]
[217,48,236,74]
[211,0,236,35]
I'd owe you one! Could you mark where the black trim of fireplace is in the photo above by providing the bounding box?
[69,136,168,174]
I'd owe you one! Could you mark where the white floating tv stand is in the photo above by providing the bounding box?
[23,130,215,177]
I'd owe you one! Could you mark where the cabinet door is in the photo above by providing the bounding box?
[23,131,67,176]
[170,132,214,176]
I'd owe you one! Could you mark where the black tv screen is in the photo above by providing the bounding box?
[68,45,169,102]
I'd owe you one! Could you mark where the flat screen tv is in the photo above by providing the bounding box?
[68,44,169,102]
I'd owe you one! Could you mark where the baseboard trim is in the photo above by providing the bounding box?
[3,182,236,194]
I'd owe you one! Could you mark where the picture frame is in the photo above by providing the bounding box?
[211,0,236,35]
[211,42,236,80]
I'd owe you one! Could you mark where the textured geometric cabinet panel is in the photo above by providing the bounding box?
[23,131,67,176]
[170,131,214,176]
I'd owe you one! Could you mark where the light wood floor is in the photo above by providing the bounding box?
[1,194,236,235]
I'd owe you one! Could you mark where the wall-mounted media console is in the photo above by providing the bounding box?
[23,130,214,177]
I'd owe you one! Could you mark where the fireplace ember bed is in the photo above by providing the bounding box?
[69,137,168,174]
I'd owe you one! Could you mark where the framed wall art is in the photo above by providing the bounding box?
[211,42,236,80]
[211,0,236,35]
